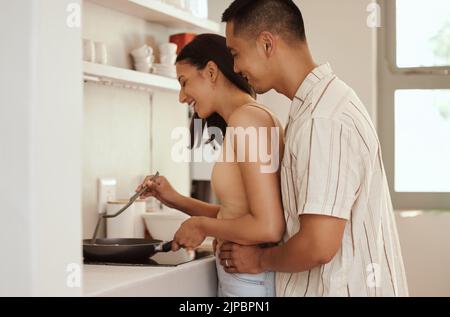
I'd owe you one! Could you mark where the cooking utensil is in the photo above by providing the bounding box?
[83,239,173,263]
[91,172,160,244]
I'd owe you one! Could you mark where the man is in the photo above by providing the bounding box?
[218,0,409,297]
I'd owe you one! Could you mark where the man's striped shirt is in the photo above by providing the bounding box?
[276,63,409,297]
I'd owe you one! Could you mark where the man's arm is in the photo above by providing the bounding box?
[261,214,347,272]
[220,214,346,273]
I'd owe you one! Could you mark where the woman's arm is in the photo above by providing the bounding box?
[174,195,220,218]
[137,175,220,218]
[199,213,282,245]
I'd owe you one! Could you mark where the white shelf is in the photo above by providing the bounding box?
[88,0,221,33]
[83,62,180,92]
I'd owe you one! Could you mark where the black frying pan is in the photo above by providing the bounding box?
[83,239,173,263]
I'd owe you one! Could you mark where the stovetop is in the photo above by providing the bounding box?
[84,250,214,267]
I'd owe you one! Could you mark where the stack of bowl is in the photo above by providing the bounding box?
[131,45,154,73]
[153,43,178,78]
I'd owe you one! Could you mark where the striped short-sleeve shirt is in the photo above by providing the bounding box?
[276,63,409,297]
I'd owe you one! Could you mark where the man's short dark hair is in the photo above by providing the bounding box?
[222,0,306,41]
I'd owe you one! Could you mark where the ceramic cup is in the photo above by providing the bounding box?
[134,200,147,239]
[160,54,177,65]
[106,200,136,239]
[83,39,96,62]
[159,43,178,55]
[95,41,108,65]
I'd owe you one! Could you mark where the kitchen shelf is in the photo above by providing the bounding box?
[87,0,221,33]
[83,62,180,92]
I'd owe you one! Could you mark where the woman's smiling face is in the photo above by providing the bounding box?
[176,61,216,119]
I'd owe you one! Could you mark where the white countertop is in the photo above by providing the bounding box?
[83,256,217,297]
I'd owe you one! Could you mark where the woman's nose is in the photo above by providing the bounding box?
[179,89,187,104]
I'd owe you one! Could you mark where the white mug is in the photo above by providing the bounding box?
[159,43,178,55]
[83,39,96,63]
[134,200,147,239]
[164,0,186,10]
[160,54,177,65]
[95,42,108,65]
[186,0,208,19]
[106,200,136,239]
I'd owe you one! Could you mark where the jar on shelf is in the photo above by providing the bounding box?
[185,0,208,19]
[163,0,187,11]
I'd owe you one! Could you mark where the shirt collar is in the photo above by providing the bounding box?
[289,63,333,119]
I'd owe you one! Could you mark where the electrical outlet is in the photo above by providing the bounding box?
[97,178,117,214]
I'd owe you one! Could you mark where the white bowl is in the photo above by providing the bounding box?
[142,211,189,241]
[135,63,152,73]
[133,55,154,64]
[152,63,176,71]
[131,45,153,59]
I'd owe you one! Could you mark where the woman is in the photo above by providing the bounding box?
[136,34,285,297]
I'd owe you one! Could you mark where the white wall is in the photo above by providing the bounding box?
[82,83,153,238]
[298,0,378,122]
[0,0,34,297]
[396,212,450,296]
[0,0,82,296]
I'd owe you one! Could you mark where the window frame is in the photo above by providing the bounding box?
[378,0,450,210]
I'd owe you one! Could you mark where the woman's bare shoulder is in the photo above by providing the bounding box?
[228,103,279,129]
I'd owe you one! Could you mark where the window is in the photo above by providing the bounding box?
[378,0,450,210]
[395,89,450,192]
[396,0,450,68]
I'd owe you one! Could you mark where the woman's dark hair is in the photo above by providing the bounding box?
[176,33,255,149]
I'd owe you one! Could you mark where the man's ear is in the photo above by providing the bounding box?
[258,31,276,57]
[205,61,219,83]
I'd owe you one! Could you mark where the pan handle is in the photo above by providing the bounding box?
[156,241,174,253]
[162,241,173,252]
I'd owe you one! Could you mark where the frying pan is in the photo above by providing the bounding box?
[83,238,173,263]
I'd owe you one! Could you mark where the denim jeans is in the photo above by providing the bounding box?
[215,254,275,297]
